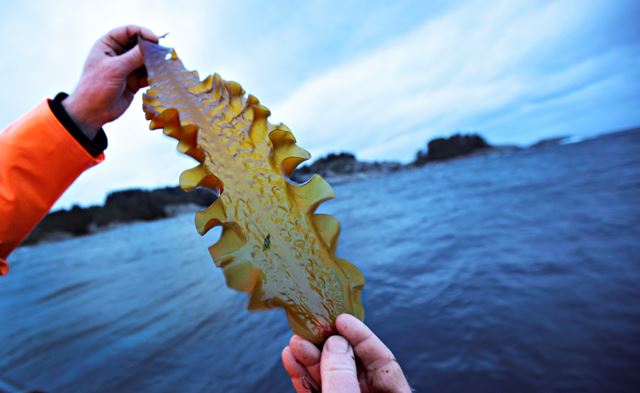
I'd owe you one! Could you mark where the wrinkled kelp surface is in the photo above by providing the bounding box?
[140,39,364,343]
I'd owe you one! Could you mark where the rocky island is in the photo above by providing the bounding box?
[413,134,492,164]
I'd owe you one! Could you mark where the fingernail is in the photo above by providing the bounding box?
[326,336,349,353]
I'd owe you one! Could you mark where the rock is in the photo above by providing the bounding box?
[414,133,491,165]
[293,152,401,182]
[297,152,359,176]
[529,136,570,148]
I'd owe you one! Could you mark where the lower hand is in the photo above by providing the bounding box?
[282,314,411,393]
[63,25,159,139]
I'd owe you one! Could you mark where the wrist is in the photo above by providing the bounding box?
[62,94,101,140]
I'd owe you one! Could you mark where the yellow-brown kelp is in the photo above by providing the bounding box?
[140,40,364,343]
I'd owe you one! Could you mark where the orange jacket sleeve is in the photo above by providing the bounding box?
[0,100,104,275]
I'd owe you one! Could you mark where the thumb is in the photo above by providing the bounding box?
[321,336,360,393]
[115,44,144,75]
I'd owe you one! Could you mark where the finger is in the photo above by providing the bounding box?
[115,44,145,75]
[336,314,395,371]
[104,25,159,51]
[126,73,140,94]
[358,369,371,393]
[282,346,320,393]
[320,335,360,393]
[336,314,411,393]
[136,26,160,43]
[289,335,321,384]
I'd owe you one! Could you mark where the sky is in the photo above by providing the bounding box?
[0,0,638,209]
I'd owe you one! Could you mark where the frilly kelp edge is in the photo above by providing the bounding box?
[139,39,365,343]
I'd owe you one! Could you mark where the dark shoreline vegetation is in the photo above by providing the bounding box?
[24,188,217,245]
[23,131,598,244]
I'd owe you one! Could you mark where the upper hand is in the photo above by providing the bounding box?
[63,25,159,139]
[282,314,411,393]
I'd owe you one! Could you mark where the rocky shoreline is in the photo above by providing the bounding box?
[25,187,216,245]
[26,132,571,244]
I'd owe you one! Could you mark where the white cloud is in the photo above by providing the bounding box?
[271,0,640,161]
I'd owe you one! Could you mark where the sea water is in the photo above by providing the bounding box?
[1,129,639,392]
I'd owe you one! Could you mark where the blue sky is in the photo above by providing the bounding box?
[0,0,638,208]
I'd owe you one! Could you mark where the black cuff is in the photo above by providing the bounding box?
[48,92,108,157]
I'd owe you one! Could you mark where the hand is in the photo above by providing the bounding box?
[282,314,411,393]
[63,25,159,139]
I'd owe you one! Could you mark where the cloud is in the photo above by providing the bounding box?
[271,0,640,161]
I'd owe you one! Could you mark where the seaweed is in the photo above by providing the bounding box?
[140,40,364,343]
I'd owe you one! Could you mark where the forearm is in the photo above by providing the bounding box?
[0,97,106,274]
[0,25,158,275]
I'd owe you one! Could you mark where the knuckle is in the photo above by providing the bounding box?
[325,360,356,375]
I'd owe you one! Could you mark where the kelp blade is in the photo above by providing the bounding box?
[140,39,364,343]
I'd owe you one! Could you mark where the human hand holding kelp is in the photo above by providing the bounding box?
[282,314,412,393]
[63,25,159,139]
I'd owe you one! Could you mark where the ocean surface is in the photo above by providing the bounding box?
[1,129,639,392]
